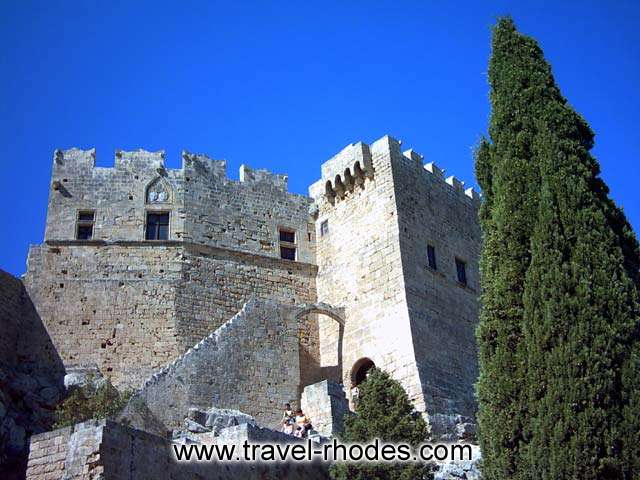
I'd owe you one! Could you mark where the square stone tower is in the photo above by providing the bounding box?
[310,135,481,432]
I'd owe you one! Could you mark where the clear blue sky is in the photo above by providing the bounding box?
[1,1,638,276]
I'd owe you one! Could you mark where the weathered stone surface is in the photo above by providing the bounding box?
[434,444,482,480]
[429,414,478,442]
[205,407,256,434]
[63,363,102,390]
[301,380,349,437]
[116,394,168,439]
[26,420,331,480]
[186,407,207,426]
[123,299,301,431]
[14,135,483,478]
[183,418,209,433]
[310,136,480,435]
[0,269,65,479]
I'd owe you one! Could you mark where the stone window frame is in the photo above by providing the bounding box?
[144,210,171,241]
[455,256,468,286]
[278,226,297,261]
[145,176,173,205]
[320,219,329,237]
[76,209,96,240]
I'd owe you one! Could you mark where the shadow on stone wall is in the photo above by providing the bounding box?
[0,269,66,480]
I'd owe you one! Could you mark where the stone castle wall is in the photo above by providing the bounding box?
[392,147,481,422]
[127,299,301,431]
[24,244,185,390]
[309,137,425,408]
[45,149,314,262]
[24,242,318,390]
[26,149,320,389]
[0,270,65,479]
[22,136,482,436]
[175,243,317,348]
[309,136,481,427]
[26,420,330,480]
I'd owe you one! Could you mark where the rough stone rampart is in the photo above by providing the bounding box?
[0,269,65,479]
[24,242,317,389]
[129,299,301,431]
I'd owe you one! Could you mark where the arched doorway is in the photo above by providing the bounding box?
[295,304,345,390]
[351,357,375,388]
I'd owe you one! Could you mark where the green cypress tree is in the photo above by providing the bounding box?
[475,17,546,479]
[477,17,640,480]
[523,122,640,479]
[330,368,432,480]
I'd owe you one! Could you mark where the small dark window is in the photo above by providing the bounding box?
[146,212,170,240]
[427,245,437,270]
[78,211,95,222]
[455,258,467,285]
[279,229,296,243]
[280,246,296,261]
[320,220,329,237]
[279,228,296,260]
[77,210,95,240]
[77,225,93,240]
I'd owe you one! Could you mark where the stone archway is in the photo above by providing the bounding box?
[350,357,375,388]
[295,303,345,390]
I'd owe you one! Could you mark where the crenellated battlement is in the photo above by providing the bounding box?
[53,148,96,168]
[310,135,481,208]
[50,148,290,192]
[239,164,288,190]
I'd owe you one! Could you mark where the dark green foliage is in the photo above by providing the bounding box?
[54,376,132,428]
[474,17,544,479]
[476,17,640,480]
[330,368,432,480]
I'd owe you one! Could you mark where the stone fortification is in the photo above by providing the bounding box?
[310,136,480,434]
[393,144,481,430]
[15,134,483,480]
[127,299,301,431]
[26,419,331,480]
[24,149,319,389]
[0,270,65,479]
[44,149,314,261]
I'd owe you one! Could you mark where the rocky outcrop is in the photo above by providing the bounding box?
[434,445,482,480]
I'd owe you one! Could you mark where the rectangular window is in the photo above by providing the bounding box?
[320,220,329,237]
[146,212,170,240]
[427,245,437,270]
[76,210,95,240]
[279,228,296,261]
[280,246,296,260]
[279,229,296,243]
[455,258,467,286]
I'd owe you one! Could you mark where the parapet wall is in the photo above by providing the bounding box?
[309,136,480,209]
[47,148,315,263]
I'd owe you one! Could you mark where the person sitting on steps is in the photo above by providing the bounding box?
[293,408,312,438]
[281,403,295,435]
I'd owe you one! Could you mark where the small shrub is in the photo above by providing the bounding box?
[54,375,132,428]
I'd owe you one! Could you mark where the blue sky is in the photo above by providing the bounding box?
[1,1,638,276]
